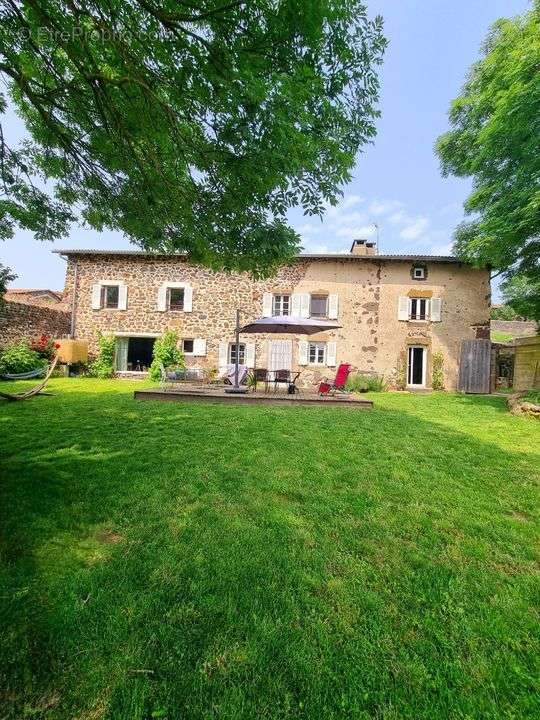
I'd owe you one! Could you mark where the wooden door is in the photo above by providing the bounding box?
[458,339,491,393]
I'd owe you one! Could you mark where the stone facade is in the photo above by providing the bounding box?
[60,248,491,390]
[0,299,71,349]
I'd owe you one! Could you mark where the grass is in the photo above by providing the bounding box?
[491,330,514,343]
[1,378,539,720]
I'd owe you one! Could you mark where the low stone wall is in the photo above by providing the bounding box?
[491,320,537,337]
[0,300,71,349]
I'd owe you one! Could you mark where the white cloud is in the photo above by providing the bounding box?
[369,199,404,216]
[325,194,364,217]
[295,222,320,236]
[399,217,429,240]
[428,241,454,256]
[336,224,377,240]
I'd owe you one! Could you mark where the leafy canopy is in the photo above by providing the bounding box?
[436,2,539,316]
[0,1,386,275]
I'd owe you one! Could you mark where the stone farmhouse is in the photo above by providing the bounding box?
[56,240,491,389]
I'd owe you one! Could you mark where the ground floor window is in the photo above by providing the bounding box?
[116,336,156,371]
[308,342,326,365]
[182,338,194,354]
[229,343,246,365]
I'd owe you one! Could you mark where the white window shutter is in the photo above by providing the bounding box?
[193,338,206,356]
[118,284,128,310]
[157,285,167,311]
[245,342,255,368]
[262,292,273,317]
[328,294,339,319]
[398,295,409,321]
[326,341,337,367]
[184,286,193,312]
[430,298,442,322]
[91,284,102,310]
[298,340,308,365]
[300,293,310,318]
[291,293,301,316]
[218,341,228,374]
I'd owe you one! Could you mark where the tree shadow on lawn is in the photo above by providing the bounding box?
[0,388,539,720]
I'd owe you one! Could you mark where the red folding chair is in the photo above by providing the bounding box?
[318,363,352,396]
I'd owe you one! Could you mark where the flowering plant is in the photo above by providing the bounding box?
[30,335,60,360]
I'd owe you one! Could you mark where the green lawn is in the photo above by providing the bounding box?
[1,379,539,720]
[491,330,515,343]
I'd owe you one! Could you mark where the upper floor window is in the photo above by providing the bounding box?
[308,342,326,365]
[310,294,328,318]
[413,267,426,280]
[272,294,290,316]
[168,287,184,311]
[101,285,119,309]
[229,343,245,365]
[410,297,429,321]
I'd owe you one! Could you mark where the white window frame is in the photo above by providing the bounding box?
[101,284,120,309]
[309,294,329,318]
[229,342,246,365]
[407,345,427,388]
[409,297,430,321]
[272,294,290,316]
[413,267,426,280]
[308,342,326,365]
[182,338,195,355]
[167,287,185,311]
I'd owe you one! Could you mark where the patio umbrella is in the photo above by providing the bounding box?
[240,315,342,334]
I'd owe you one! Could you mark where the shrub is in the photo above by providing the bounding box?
[0,341,46,374]
[524,390,540,406]
[432,351,445,390]
[88,333,116,379]
[346,373,387,393]
[149,330,184,382]
[30,334,60,361]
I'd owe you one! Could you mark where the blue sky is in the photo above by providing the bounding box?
[1,0,531,294]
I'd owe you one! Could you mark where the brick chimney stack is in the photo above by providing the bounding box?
[350,238,377,256]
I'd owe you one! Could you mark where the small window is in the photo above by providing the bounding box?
[272,294,290,316]
[101,285,119,309]
[168,287,184,311]
[182,339,194,354]
[310,295,328,318]
[229,343,245,365]
[412,265,427,280]
[409,297,429,321]
[308,342,326,365]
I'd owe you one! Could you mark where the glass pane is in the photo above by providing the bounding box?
[169,288,184,310]
[310,295,328,317]
[183,339,194,353]
[103,285,119,308]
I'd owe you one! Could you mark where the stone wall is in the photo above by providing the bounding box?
[0,300,71,349]
[63,253,491,389]
[491,320,537,337]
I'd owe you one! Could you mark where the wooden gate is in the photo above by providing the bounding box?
[458,339,491,393]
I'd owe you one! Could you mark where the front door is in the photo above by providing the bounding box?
[407,346,426,388]
[268,340,292,380]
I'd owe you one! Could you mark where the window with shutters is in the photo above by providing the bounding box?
[229,343,245,364]
[409,297,429,321]
[272,294,290,316]
[168,287,184,311]
[310,294,328,318]
[182,339,194,354]
[101,285,120,309]
[308,342,326,365]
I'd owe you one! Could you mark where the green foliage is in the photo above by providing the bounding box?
[491,305,518,321]
[346,373,387,392]
[432,351,445,391]
[395,350,407,390]
[88,333,116,379]
[0,2,386,274]
[149,331,184,382]
[523,389,540,405]
[436,4,540,296]
[500,275,540,324]
[0,341,45,374]
[0,263,16,306]
[491,330,514,344]
[0,380,539,719]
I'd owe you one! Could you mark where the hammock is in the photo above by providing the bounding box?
[0,355,59,402]
[0,366,46,381]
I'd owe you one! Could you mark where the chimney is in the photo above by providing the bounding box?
[350,238,377,256]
